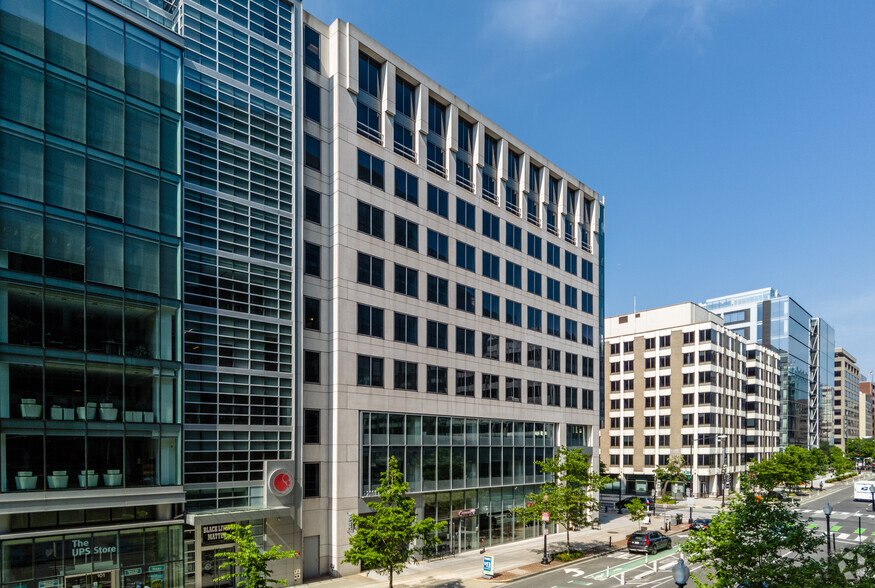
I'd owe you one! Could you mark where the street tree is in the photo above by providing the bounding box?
[653,455,686,497]
[514,446,611,554]
[216,524,297,588]
[625,498,647,530]
[682,491,823,587]
[829,446,854,476]
[747,456,784,491]
[342,456,444,588]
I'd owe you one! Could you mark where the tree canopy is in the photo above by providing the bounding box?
[514,446,610,553]
[342,456,444,588]
[653,455,686,497]
[216,524,297,588]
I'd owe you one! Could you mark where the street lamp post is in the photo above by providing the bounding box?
[672,557,690,587]
[717,435,728,507]
[824,502,833,559]
[541,494,550,565]
[870,488,875,513]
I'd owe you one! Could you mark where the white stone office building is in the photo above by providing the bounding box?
[299,14,604,578]
[601,304,780,498]
[833,348,861,450]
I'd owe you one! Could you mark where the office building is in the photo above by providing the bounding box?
[702,288,835,449]
[832,348,861,449]
[299,14,604,578]
[169,0,301,584]
[0,0,186,586]
[601,303,780,497]
[862,381,874,439]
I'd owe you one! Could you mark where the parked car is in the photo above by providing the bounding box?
[627,530,672,554]
[689,518,711,532]
[764,490,785,501]
[615,496,654,511]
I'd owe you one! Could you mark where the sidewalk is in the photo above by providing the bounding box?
[305,497,723,587]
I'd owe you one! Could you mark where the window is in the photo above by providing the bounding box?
[623,360,634,371]
[527,307,542,331]
[357,201,385,239]
[394,264,418,297]
[394,312,418,344]
[582,324,594,346]
[357,355,384,387]
[581,390,593,410]
[582,259,593,282]
[645,377,655,390]
[427,365,448,394]
[304,26,320,71]
[645,337,656,350]
[582,292,594,314]
[527,344,542,368]
[394,216,418,251]
[582,357,595,378]
[456,327,475,355]
[457,370,476,397]
[304,80,320,122]
[610,343,620,355]
[394,360,417,390]
[357,101,380,141]
[357,150,385,189]
[426,320,448,349]
[427,229,448,261]
[565,251,577,276]
[506,261,522,288]
[304,409,320,443]
[428,98,445,135]
[506,378,521,402]
[359,52,381,97]
[547,242,560,267]
[645,416,655,428]
[682,373,694,385]
[547,348,561,371]
[546,278,560,302]
[546,313,560,337]
[305,134,321,170]
[482,333,499,359]
[659,394,670,407]
[456,241,476,271]
[482,292,500,320]
[482,252,500,281]
[506,300,522,326]
[527,270,542,295]
[506,339,521,364]
[304,297,320,330]
[395,168,419,204]
[357,252,384,288]
[659,415,671,427]
[565,387,578,408]
[396,77,415,117]
[645,357,655,370]
[456,198,476,229]
[456,284,475,313]
[303,462,320,498]
[565,285,578,309]
[683,332,695,344]
[565,319,578,342]
[610,362,620,374]
[624,341,634,353]
[427,274,448,305]
[357,304,384,338]
[527,381,542,405]
[659,355,670,368]
[304,242,321,277]
[481,374,498,399]
[610,455,619,465]
[659,334,671,347]
[566,353,578,375]
[623,416,634,428]
[527,233,542,259]
[483,211,500,241]
[547,384,561,407]
[427,184,448,217]
[304,188,321,224]
[304,351,320,383]
[506,222,522,250]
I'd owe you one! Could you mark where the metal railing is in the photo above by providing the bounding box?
[506,201,520,216]
[427,158,447,178]
[456,175,473,192]
[394,141,416,162]
[357,121,383,145]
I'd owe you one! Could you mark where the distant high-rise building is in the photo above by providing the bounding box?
[702,288,835,449]
[862,381,875,439]
[1,0,186,583]
[601,303,780,498]
[833,348,861,449]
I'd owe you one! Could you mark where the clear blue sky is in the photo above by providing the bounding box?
[305,0,875,377]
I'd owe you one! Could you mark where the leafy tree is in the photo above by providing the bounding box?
[682,491,823,588]
[747,456,784,491]
[653,455,686,497]
[514,446,610,554]
[625,498,647,530]
[809,447,829,476]
[342,456,444,588]
[846,438,875,461]
[829,446,854,476]
[216,524,297,588]
[809,542,875,587]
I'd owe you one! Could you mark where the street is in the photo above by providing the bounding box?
[510,482,873,587]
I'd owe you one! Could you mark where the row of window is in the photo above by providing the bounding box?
[609,329,746,355]
[607,411,748,429]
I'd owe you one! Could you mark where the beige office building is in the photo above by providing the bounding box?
[833,348,861,449]
[602,303,780,497]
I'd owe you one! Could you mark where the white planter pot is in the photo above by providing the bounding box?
[15,475,38,491]
[77,404,97,420]
[143,412,154,423]
[103,472,123,487]
[99,407,118,421]
[78,471,99,488]
[51,406,64,420]
[20,403,42,419]
[47,474,69,489]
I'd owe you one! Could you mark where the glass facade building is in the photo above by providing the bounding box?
[0,0,185,586]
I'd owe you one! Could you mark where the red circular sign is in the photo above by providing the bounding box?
[268,468,294,496]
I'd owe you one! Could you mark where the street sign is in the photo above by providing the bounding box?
[541,511,550,522]
[482,554,495,578]
[687,497,695,507]
[457,509,476,517]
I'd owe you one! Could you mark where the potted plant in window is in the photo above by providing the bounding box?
[15,471,38,490]
[47,470,69,489]
[20,398,42,419]
[103,469,123,487]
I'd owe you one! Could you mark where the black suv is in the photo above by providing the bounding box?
[689,518,711,532]
[615,496,653,511]
[627,530,672,554]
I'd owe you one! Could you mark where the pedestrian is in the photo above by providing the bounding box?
[820,481,824,492]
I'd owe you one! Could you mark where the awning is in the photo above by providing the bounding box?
[185,505,289,526]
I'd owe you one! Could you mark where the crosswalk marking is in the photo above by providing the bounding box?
[836,533,851,540]
[854,528,867,534]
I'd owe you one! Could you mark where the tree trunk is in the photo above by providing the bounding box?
[566,524,570,553]
[388,568,393,588]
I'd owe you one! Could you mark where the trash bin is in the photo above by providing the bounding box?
[676,513,682,525]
